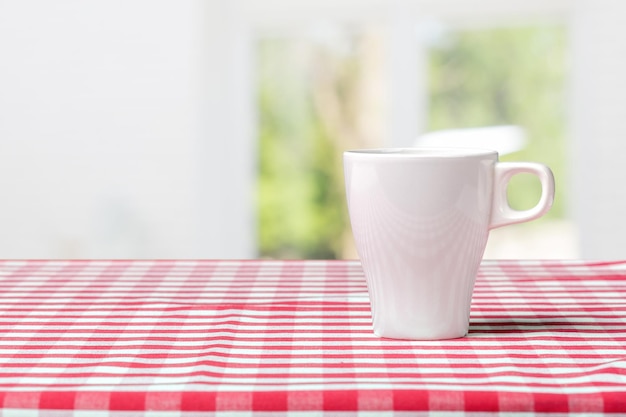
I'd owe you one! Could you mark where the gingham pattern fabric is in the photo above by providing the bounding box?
[0,259,625,416]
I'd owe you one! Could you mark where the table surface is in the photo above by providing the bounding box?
[1,259,625,415]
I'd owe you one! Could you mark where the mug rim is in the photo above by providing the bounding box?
[344,147,498,158]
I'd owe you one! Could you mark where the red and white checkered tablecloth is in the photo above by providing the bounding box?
[1,259,625,416]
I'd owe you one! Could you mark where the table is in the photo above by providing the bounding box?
[1,259,625,415]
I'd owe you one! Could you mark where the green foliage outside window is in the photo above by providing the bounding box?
[258,40,346,259]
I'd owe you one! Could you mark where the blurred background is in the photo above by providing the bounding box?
[0,0,624,259]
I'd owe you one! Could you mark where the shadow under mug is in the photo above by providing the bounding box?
[343,148,555,340]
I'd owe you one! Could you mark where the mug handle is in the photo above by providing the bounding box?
[490,162,555,229]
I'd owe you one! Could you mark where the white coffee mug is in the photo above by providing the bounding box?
[344,148,555,340]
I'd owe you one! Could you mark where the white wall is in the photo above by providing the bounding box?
[569,0,626,259]
[0,0,255,258]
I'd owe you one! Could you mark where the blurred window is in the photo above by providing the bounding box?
[257,28,385,258]
[257,23,574,259]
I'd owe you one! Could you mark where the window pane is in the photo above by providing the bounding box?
[427,25,575,258]
[257,28,385,259]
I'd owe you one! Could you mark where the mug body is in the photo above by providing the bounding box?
[344,148,498,340]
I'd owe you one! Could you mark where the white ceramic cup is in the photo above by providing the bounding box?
[343,148,555,340]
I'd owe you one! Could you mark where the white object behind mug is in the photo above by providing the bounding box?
[344,148,554,340]
[415,125,527,156]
